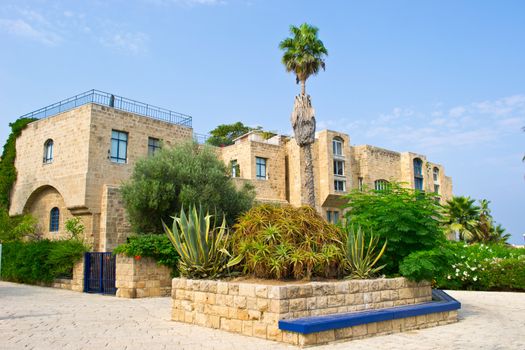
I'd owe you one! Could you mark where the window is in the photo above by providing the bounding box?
[358,177,364,191]
[374,179,390,191]
[231,160,240,178]
[334,180,346,192]
[327,210,332,223]
[43,139,53,163]
[333,160,344,176]
[148,137,161,156]
[413,158,423,190]
[49,207,59,232]
[332,138,343,156]
[433,167,439,182]
[333,211,339,224]
[327,210,340,224]
[111,130,128,163]
[434,184,440,194]
[256,157,267,180]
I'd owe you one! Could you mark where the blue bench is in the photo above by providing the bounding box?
[278,289,461,334]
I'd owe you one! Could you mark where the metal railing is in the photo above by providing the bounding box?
[19,89,192,127]
[193,133,210,144]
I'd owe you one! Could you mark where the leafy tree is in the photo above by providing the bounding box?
[206,122,260,147]
[342,182,445,274]
[443,196,480,242]
[279,23,328,208]
[121,141,255,234]
[0,207,38,243]
[0,117,37,209]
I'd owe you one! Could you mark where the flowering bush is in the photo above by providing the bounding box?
[400,242,525,291]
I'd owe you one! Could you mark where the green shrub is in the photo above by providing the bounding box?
[344,226,387,279]
[0,208,39,242]
[121,141,255,234]
[232,204,345,280]
[343,182,445,274]
[113,234,179,269]
[1,239,88,283]
[399,243,456,282]
[65,217,85,240]
[163,205,239,279]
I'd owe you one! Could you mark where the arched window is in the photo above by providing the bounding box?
[332,137,343,156]
[43,139,54,163]
[49,207,59,232]
[413,158,423,190]
[433,167,439,182]
[374,179,390,191]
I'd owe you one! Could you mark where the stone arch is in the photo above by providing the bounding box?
[23,185,73,239]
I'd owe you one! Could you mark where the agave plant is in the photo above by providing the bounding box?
[162,205,240,279]
[344,226,387,279]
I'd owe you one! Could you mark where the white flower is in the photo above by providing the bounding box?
[473,276,478,282]
[471,267,476,271]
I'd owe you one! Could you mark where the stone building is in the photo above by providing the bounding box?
[220,129,452,223]
[9,90,193,251]
[9,90,452,252]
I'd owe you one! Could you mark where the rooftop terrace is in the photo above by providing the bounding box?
[19,89,193,128]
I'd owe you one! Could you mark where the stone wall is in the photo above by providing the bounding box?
[171,278,431,344]
[116,255,172,298]
[99,186,132,252]
[50,258,84,292]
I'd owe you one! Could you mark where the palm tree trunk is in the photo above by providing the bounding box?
[303,143,316,207]
[301,80,306,95]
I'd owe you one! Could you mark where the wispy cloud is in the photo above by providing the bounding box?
[322,94,525,154]
[100,31,149,54]
[0,10,61,46]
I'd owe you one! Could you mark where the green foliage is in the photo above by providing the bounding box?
[113,234,179,269]
[206,122,260,147]
[343,226,387,279]
[279,23,328,91]
[1,239,88,283]
[121,141,255,234]
[163,205,238,279]
[343,182,445,274]
[65,217,85,240]
[232,204,345,280]
[0,207,38,242]
[400,242,525,291]
[0,117,37,209]
[443,196,510,243]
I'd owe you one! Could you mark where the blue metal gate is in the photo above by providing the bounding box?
[83,252,116,295]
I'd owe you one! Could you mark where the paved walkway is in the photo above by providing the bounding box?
[1,281,524,349]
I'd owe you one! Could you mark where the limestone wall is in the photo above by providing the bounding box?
[50,259,84,292]
[171,278,431,344]
[116,255,172,298]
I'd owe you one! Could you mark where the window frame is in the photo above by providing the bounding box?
[49,207,59,232]
[231,159,240,178]
[333,160,345,176]
[43,139,54,164]
[358,177,364,191]
[413,158,423,190]
[255,157,267,180]
[148,137,161,157]
[433,167,440,182]
[334,179,346,192]
[374,179,390,191]
[110,130,128,164]
[332,138,343,157]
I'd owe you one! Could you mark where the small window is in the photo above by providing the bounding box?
[327,210,332,223]
[334,180,346,192]
[256,157,267,180]
[111,130,128,163]
[413,158,423,190]
[326,210,340,224]
[231,160,240,178]
[415,177,424,191]
[358,177,364,191]
[333,211,339,224]
[434,184,440,194]
[374,179,390,191]
[433,167,439,182]
[49,207,59,232]
[332,138,343,156]
[43,139,54,163]
[333,160,344,176]
[148,137,161,156]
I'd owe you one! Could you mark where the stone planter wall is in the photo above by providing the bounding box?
[171,277,432,344]
[50,259,84,292]
[116,255,172,298]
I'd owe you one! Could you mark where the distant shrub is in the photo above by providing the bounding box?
[1,239,88,283]
[113,234,179,270]
[232,204,345,279]
[0,207,39,242]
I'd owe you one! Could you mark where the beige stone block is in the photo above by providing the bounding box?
[317,330,335,344]
[289,298,306,312]
[327,294,345,307]
[252,322,268,339]
[306,297,317,310]
[392,319,403,331]
[380,290,391,301]
[367,322,378,335]
[229,284,239,295]
[312,283,335,296]
[242,320,253,336]
[194,312,207,326]
[268,286,286,299]
[214,305,229,317]
[217,281,229,294]
[363,292,372,304]
[282,331,298,345]
[416,315,427,325]
[256,298,269,312]
[335,282,349,294]
[248,309,261,320]
[267,326,282,342]
[255,286,268,298]
[184,311,194,323]
[448,310,458,321]
[316,296,328,308]
[233,295,247,308]
[377,320,393,333]
[399,288,414,299]
[262,312,280,323]
[287,286,301,299]
[335,327,353,340]
[352,324,367,337]
[298,333,317,347]
[246,297,257,310]
[239,283,256,297]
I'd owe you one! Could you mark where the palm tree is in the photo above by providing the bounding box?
[280,23,328,208]
[443,196,481,242]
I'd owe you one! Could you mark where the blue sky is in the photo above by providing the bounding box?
[0,0,524,244]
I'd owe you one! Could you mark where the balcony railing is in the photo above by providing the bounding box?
[19,89,192,127]
[193,133,209,144]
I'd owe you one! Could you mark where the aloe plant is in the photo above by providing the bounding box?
[162,205,240,279]
[345,226,387,279]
